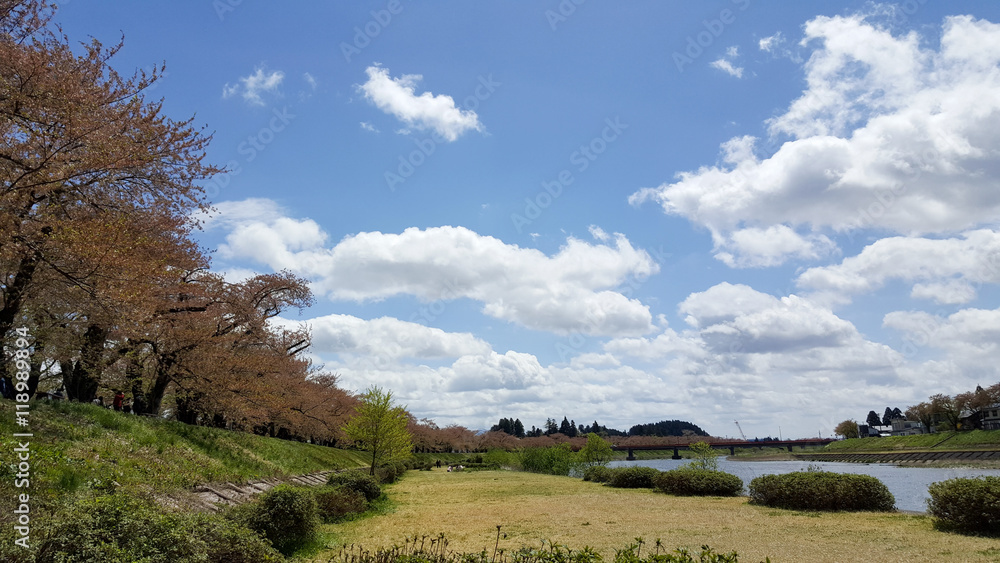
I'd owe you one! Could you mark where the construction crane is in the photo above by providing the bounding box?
[734,420,747,441]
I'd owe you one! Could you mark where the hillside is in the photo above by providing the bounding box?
[0,399,368,512]
[823,430,1000,452]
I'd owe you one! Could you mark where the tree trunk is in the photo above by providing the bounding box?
[125,356,149,415]
[145,357,175,415]
[0,254,40,382]
[65,324,105,402]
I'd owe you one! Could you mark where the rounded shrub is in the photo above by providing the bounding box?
[928,476,1000,535]
[327,470,382,502]
[606,466,661,489]
[375,461,407,484]
[193,513,287,563]
[749,471,895,512]
[314,485,368,522]
[653,468,743,497]
[2,493,284,563]
[582,465,614,483]
[29,493,202,563]
[241,484,320,555]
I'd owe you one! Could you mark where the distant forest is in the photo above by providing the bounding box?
[490,416,708,438]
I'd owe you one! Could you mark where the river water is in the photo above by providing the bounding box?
[608,458,1000,512]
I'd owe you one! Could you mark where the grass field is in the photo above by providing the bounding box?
[823,430,1000,452]
[318,469,1000,563]
[0,399,368,513]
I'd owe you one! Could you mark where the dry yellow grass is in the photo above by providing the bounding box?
[318,469,1000,563]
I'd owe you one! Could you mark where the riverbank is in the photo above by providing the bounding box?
[795,450,1000,466]
[0,399,369,515]
[823,430,1000,452]
[316,469,1000,562]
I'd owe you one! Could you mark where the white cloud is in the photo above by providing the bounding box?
[710,58,744,78]
[710,45,743,78]
[910,280,977,305]
[273,313,491,361]
[222,66,285,106]
[194,198,287,231]
[360,121,379,133]
[759,32,784,52]
[631,15,1000,267]
[358,64,482,142]
[884,307,1000,382]
[678,282,780,328]
[211,201,658,336]
[715,225,836,268]
[303,72,317,90]
[797,230,1000,303]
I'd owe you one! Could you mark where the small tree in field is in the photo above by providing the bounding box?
[687,441,720,471]
[578,432,614,467]
[834,420,859,439]
[343,387,412,476]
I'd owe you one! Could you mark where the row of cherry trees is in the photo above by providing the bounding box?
[0,1,357,444]
[905,383,1000,432]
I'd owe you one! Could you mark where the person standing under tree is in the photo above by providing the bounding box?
[113,390,124,412]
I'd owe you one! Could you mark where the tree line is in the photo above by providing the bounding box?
[835,382,1000,438]
[488,416,705,439]
[0,0,358,445]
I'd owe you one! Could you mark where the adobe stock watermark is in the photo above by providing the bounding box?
[203,106,296,198]
[672,0,750,73]
[212,0,244,21]
[10,326,34,550]
[512,117,627,233]
[545,0,587,31]
[340,0,404,63]
[384,74,500,192]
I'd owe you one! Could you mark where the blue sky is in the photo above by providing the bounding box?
[57,1,1000,438]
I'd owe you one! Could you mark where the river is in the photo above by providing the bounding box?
[608,458,1000,512]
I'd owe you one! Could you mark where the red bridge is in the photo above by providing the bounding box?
[612,439,837,460]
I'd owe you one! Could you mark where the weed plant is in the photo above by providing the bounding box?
[321,531,767,563]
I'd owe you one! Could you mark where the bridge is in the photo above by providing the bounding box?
[611,439,837,460]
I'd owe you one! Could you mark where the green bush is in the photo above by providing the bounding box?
[483,448,519,469]
[194,513,288,563]
[0,493,283,563]
[520,443,576,476]
[748,471,894,512]
[928,476,1000,535]
[375,461,407,484]
[606,466,661,489]
[314,485,368,522]
[327,470,383,502]
[240,484,320,555]
[583,465,614,483]
[653,469,743,497]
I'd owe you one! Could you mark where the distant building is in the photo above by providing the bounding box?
[984,405,1000,430]
[890,418,926,436]
[857,424,881,438]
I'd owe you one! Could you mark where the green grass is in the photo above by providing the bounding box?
[822,430,1000,452]
[0,399,368,513]
[317,469,1000,563]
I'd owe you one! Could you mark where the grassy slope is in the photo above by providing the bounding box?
[823,430,1000,452]
[0,399,367,510]
[321,469,1000,563]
